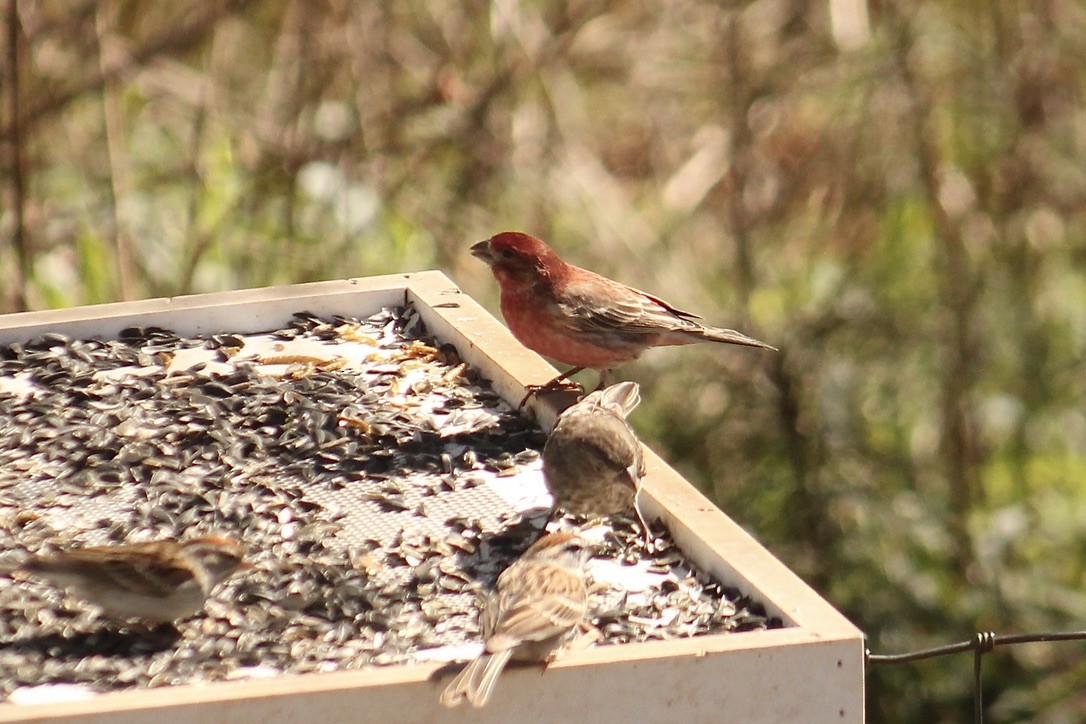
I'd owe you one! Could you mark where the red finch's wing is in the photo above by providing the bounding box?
[557,276,702,337]
[627,287,703,321]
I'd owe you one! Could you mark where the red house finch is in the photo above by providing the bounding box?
[543,381,649,539]
[471,231,776,390]
[9,536,247,623]
[440,530,589,708]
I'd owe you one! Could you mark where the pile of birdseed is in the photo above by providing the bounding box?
[0,305,779,704]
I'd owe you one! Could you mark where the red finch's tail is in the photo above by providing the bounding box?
[688,325,777,351]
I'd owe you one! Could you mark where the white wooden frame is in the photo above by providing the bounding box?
[0,272,864,723]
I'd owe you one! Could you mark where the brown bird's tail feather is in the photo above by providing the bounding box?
[440,649,515,708]
[688,325,777,351]
[596,380,641,418]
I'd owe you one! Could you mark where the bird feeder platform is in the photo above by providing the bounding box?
[0,271,864,723]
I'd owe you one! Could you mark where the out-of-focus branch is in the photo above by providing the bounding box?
[722,15,755,308]
[0,0,254,145]
[716,11,835,575]
[3,0,28,311]
[95,1,134,300]
[892,8,981,573]
[255,0,311,279]
[176,54,213,297]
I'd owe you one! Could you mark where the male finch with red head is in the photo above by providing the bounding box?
[471,232,776,389]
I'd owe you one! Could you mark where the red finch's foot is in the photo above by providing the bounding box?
[518,371,585,409]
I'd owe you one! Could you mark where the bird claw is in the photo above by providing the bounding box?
[518,378,584,410]
[546,625,601,669]
[569,623,603,650]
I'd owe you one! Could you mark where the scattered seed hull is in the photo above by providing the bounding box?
[0,306,779,703]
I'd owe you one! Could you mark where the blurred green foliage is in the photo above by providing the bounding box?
[3,1,1086,720]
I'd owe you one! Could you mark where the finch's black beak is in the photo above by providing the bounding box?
[470,240,495,264]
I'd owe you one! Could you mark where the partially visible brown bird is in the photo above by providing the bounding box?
[471,231,776,389]
[9,536,248,624]
[440,531,590,708]
[543,381,648,538]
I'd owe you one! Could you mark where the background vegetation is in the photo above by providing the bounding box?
[3,1,1085,719]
